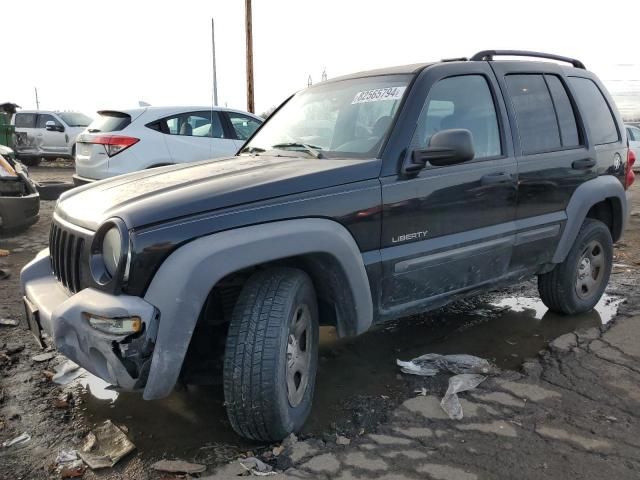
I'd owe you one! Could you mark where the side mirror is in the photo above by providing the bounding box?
[402,129,475,175]
[45,120,64,132]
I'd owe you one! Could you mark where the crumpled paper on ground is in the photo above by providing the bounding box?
[239,457,277,476]
[78,420,135,469]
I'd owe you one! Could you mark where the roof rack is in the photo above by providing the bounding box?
[470,50,586,69]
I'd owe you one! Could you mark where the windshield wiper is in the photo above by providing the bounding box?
[240,146,266,155]
[271,142,324,159]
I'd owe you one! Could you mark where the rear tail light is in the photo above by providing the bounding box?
[626,149,636,189]
[82,135,139,157]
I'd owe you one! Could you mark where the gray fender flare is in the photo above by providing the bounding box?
[552,175,628,263]
[142,218,373,400]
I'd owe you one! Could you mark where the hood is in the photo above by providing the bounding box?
[57,155,381,230]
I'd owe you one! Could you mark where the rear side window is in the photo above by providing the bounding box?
[505,74,561,154]
[627,126,640,141]
[14,113,36,128]
[412,75,501,159]
[568,77,619,145]
[227,112,262,140]
[87,112,132,133]
[545,76,580,148]
[153,111,225,138]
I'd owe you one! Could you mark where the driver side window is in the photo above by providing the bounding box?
[412,75,501,159]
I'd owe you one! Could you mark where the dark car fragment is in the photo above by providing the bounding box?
[0,145,40,233]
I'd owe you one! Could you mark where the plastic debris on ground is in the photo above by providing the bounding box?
[0,318,19,326]
[239,456,277,476]
[2,432,31,448]
[397,353,494,376]
[398,353,496,419]
[52,360,86,385]
[441,374,488,419]
[151,459,207,474]
[77,420,135,469]
[32,352,56,362]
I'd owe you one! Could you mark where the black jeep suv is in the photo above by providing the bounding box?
[21,50,634,441]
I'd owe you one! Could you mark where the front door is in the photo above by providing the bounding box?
[36,113,68,154]
[378,63,518,319]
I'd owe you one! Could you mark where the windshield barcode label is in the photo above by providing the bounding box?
[351,87,406,104]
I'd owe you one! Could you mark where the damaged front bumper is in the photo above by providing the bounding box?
[20,249,159,390]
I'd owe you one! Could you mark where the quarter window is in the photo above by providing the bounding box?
[505,74,561,154]
[227,112,262,141]
[412,75,501,159]
[14,113,36,128]
[568,77,619,145]
[545,75,580,148]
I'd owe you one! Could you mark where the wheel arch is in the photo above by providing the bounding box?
[552,175,628,263]
[141,218,373,400]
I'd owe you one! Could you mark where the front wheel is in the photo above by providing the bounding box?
[538,219,613,315]
[223,267,319,441]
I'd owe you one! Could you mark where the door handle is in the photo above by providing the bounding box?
[481,172,512,185]
[572,158,596,170]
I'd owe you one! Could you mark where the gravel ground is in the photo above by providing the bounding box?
[1,167,639,479]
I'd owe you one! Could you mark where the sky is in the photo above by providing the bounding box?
[4,0,640,119]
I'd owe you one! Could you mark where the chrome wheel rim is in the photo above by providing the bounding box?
[575,240,605,300]
[286,304,311,407]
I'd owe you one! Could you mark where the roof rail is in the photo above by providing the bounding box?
[470,50,586,69]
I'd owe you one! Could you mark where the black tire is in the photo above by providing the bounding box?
[223,267,319,441]
[538,219,613,315]
[20,156,41,167]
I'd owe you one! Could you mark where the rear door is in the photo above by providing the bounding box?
[161,110,236,163]
[36,113,67,154]
[13,112,38,155]
[490,62,593,271]
[378,62,518,318]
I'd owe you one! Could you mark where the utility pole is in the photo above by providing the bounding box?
[308,75,313,87]
[245,0,254,113]
[34,88,40,110]
[211,18,218,107]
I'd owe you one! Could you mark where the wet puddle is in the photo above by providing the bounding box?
[77,293,622,458]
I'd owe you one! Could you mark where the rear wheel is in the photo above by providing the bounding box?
[538,219,612,315]
[223,267,319,441]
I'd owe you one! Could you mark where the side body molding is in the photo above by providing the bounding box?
[552,175,628,263]
[142,218,373,400]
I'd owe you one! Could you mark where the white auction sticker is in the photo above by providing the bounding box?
[351,86,406,104]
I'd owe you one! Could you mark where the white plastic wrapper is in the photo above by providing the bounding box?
[440,374,488,420]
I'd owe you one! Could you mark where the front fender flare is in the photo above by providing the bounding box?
[142,218,373,400]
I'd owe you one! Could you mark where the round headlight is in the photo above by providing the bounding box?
[102,227,122,277]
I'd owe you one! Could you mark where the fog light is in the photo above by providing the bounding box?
[83,313,142,335]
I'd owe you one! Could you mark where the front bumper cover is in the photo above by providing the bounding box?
[20,249,158,390]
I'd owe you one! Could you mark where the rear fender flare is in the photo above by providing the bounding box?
[552,175,627,263]
[142,218,373,399]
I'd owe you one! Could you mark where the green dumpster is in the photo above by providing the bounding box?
[0,103,19,149]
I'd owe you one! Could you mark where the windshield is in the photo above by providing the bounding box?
[58,112,92,127]
[242,74,411,158]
